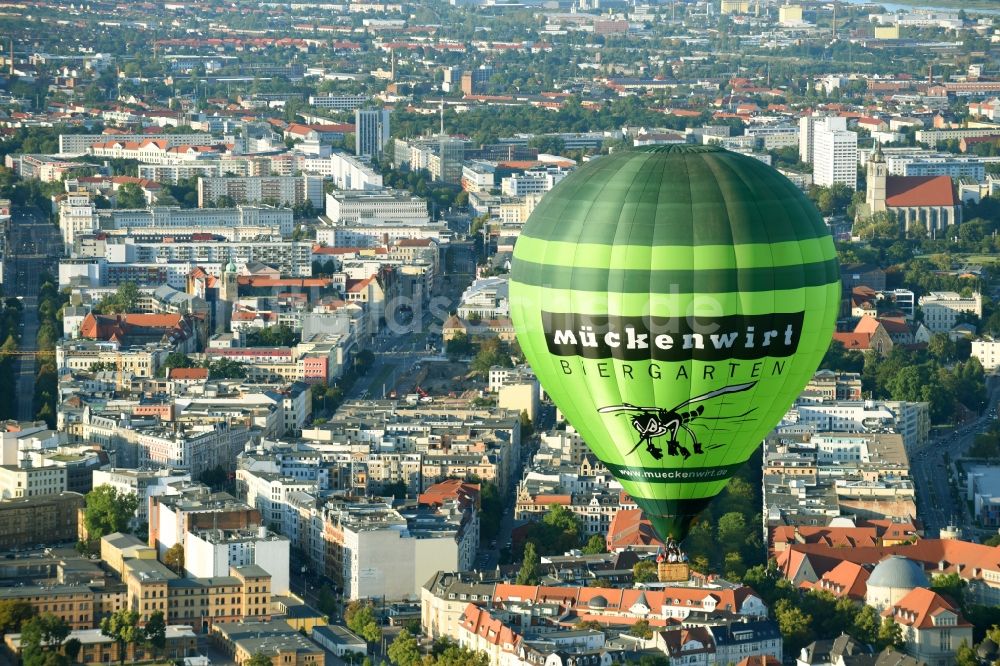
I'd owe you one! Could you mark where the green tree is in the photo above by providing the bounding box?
[388,630,422,666]
[436,645,489,666]
[63,638,81,663]
[632,560,658,584]
[207,358,249,379]
[577,620,604,631]
[582,535,606,555]
[383,480,407,499]
[821,340,865,373]
[100,609,143,665]
[114,182,146,209]
[854,211,900,240]
[717,512,748,551]
[517,541,540,585]
[246,653,274,666]
[852,604,882,645]
[0,598,36,634]
[774,598,813,656]
[345,601,381,644]
[520,504,582,556]
[627,656,668,666]
[158,351,195,377]
[84,485,139,542]
[164,543,184,574]
[927,333,957,363]
[317,585,337,618]
[955,641,978,666]
[21,614,70,666]
[245,324,300,347]
[628,619,653,639]
[724,551,746,581]
[143,611,166,656]
[446,333,474,360]
[479,482,502,540]
[470,337,511,374]
[358,619,382,644]
[930,572,966,607]
[95,282,139,314]
[876,617,903,650]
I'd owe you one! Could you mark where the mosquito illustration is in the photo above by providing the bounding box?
[598,382,758,460]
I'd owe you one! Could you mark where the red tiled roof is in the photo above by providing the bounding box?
[346,276,376,293]
[736,657,781,666]
[167,367,208,380]
[779,538,1000,588]
[237,277,332,288]
[528,494,571,506]
[491,583,756,618]
[79,313,191,344]
[606,508,665,550]
[885,176,958,208]
[878,317,910,335]
[803,560,870,599]
[832,332,873,350]
[771,526,879,550]
[208,347,291,357]
[884,587,970,629]
[460,604,520,648]
[419,479,480,510]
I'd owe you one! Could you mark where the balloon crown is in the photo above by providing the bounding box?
[633,144,723,154]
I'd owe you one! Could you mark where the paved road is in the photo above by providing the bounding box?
[6,207,60,421]
[344,278,461,403]
[911,379,1000,539]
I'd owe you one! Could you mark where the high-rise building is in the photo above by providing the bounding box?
[354,108,390,159]
[813,117,858,188]
[798,115,822,164]
[432,137,466,184]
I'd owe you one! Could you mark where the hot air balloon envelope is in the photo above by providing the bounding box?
[510,145,840,542]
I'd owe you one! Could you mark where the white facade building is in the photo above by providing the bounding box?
[0,465,67,499]
[972,338,1000,372]
[99,206,294,237]
[919,291,982,333]
[59,133,214,155]
[184,526,290,594]
[58,192,99,249]
[799,115,823,165]
[813,117,858,188]
[302,152,383,191]
[94,238,312,278]
[500,170,567,197]
[457,277,509,319]
[785,397,929,450]
[237,468,314,535]
[331,505,469,600]
[325,189,429,224]
[308,94,369,110]
[197,175,323,209]
[91,468,190,523]
[355,108,391,159]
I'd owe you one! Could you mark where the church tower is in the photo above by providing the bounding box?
[217,260,238,334]
[866,142,887,214]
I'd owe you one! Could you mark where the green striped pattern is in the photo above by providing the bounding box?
[520,145,831,246]
[510,145,841,543]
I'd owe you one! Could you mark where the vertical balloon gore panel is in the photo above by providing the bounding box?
[510,145,840,543]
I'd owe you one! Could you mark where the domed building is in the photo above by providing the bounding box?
[864,555,929,611]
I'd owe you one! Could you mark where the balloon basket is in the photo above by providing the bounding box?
[657,562,690,583]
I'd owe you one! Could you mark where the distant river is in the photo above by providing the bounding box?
[840,0,1000,16]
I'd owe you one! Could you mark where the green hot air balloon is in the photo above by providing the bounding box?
[510,145,840,543]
